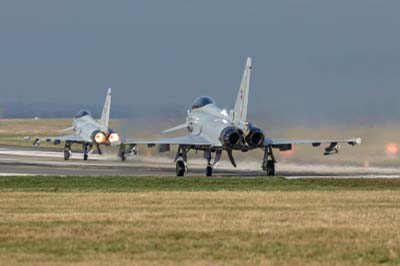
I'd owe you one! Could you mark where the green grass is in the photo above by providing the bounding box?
[1,176,400,192]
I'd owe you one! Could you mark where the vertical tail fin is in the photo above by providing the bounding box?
[233,57,252,122]
[99,88,112,128]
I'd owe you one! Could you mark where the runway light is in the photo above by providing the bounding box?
[385,143,398,156]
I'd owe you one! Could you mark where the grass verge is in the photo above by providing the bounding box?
[1,176,400,192]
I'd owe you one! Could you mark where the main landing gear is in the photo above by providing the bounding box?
[83,143,89,161]
[175,146,188,176]
[262,145,276,176]
[119,144,137,161]
[64,142,71,160]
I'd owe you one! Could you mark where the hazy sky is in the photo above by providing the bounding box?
[0,1,399,121]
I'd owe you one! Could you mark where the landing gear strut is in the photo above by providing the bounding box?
[175,146,188,176]
[203,150,221,177]
[64,142,71,160]
[262,145,276,176]
[83,143,89,161]
[119,144,137,161]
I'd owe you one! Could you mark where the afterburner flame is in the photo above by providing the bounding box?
[108,132,120,143]
[95,132,107,144]
[385,143,398,156]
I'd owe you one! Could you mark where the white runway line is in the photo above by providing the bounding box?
[0,173,41,176]
[0,147,114,161]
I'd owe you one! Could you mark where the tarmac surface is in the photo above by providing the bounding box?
[1,146,400,178]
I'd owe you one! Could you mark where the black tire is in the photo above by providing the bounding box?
[266,160,275,176]
[206,166,213,176]
[176,161,185,176]
[83,154,88,161]
[64,150,70,161]
[119,151,126,162]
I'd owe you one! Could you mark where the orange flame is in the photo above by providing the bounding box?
[95,132,107,144]
[280,146,295,156]
[108,133,120,143]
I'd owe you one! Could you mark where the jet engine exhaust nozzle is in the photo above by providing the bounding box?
[220,126,242,147]
[92,131,107,144]
[246,127,265,147]
[108,132,121,144]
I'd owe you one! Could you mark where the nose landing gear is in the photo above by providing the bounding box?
[204,149,221,177]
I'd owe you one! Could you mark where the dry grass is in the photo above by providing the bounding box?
[1,191,400,265]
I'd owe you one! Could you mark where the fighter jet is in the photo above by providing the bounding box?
[120,58,361,176]
[38,88,121,160]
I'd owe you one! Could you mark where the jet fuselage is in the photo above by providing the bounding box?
[185,99,264,151]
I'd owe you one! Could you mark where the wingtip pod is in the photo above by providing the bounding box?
[348,137,362,146]
[107,88,112,95]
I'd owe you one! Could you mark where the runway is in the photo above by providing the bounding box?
[1,146,400,178]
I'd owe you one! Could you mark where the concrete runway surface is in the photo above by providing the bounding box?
[0,146,400,178]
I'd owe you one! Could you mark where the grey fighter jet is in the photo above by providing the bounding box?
[121,58,361,176]
[39,88,120,160]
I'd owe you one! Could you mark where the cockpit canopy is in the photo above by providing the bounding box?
[76,110,91,118]
[191,96,216,110]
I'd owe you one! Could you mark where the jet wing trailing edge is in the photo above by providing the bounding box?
[44,134,89,144]
[264,137,362,146]
[123,135,217,146]
[264,137,362,155]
